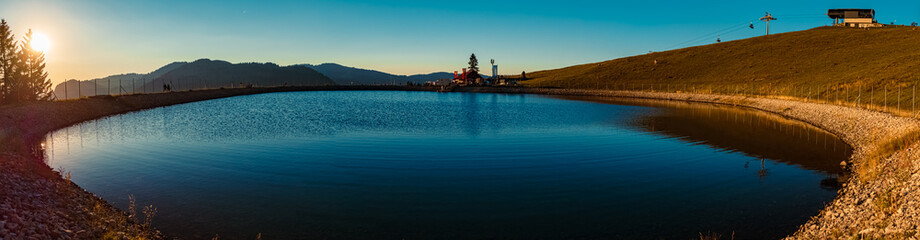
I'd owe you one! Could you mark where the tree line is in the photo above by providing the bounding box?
[0,19,52,105]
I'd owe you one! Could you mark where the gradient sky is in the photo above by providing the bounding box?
[1,0,918,84]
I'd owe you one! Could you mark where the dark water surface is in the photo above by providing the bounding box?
[43,91,851,239]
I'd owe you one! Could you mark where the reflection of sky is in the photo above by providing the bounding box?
[46,91,635,145]
[42,91,841,239]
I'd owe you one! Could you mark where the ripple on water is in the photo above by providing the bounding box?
[43,91,851,239]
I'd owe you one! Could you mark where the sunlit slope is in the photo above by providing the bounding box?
[523,26,920,91]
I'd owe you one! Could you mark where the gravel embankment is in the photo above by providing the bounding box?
[1,152,160,239]
[2,86,918,239]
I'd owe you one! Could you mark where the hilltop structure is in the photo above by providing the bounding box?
[453,68,483,85]
[442,55,518,86]
[827,9,881,28]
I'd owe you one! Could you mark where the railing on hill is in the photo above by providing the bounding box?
[51,78,339,101]
[565,81,920,119]
[50,79,920,120]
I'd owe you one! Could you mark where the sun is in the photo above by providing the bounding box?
[31,32,51,53]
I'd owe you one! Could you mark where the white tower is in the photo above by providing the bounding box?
[490,59,497,79]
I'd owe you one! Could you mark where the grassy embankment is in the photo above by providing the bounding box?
[520,25,920,181]
[522,26,920,118]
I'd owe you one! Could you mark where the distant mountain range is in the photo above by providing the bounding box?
[54,60,453,99]
[54,62,186,99]
[152,59,333,90]
[300,63,453,85]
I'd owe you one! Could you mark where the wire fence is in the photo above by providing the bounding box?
[565,81,920,119]
[51,78,326,101]
[50,77,920,120]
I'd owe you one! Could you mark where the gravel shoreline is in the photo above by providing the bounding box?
[2,86,918,239]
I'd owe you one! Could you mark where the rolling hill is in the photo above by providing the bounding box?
[152,59,334,91]
[53,61,453,99]
[521,26,920,108]
[53,60,335,99]
[54,62,186,99]
[301,63,453,85]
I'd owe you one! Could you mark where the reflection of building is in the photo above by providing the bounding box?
[827,9,881,28]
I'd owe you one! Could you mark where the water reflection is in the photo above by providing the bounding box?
[40,91,852,239]
[462,93,481,136]
[555,96,852,184]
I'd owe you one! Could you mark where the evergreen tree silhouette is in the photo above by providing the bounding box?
[13,29,52,102]
[0,19,17,104]
[468,53,479,73]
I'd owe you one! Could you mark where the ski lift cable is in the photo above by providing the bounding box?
[681,20,767,47]
[666,21,762,50]
[680,20,757,42]
[764,13,827,21]
[665,20,762,50]
[678,24,753,47]
[663,13,831,51]
[777,13,827,17]
[718,24,757,37]
[678,25,748,47]
[780,16,829,19]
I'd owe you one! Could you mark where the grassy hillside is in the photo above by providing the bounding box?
[522,26,920,114]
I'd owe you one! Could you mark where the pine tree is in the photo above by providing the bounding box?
[468,53,479,73]
[14,29,51,102]
[0,19,17,104]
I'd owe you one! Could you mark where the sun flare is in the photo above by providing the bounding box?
[31,32,51,53]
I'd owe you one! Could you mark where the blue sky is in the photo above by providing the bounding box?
[1,0,918,83]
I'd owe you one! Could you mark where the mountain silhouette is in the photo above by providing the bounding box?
[301,63,453,85]
[152,59,334,91]
[53,59,335,99]
[53,62,186,99]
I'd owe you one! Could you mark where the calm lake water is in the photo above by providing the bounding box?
[42,91,851,239]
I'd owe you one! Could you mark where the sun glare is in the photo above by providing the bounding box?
[31,32,51,53]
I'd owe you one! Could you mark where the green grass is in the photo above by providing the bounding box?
[520,25,920,116]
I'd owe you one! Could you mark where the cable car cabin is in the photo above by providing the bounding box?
[827,9,882,28]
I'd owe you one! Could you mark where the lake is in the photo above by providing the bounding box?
[42,91,851,239]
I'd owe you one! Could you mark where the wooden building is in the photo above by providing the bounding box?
[827,9,881,28]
